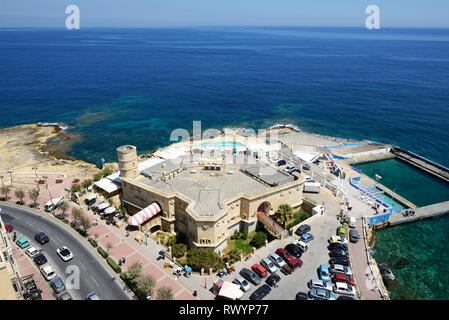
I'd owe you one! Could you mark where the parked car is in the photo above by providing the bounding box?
[308,279,333,291]
[240,268,261,285]
[275,160,287,167]
[285,244,302,258]
[5,224,14,232]
[295,224,311,236]
[333,282,356,296]
[266,273,281,287]
[329,236,348,245]
[349,217,357,228]
[249,284,271,300]
[330,264,353,276]
[328,242,348,251]
[337,226,347,238]
[329,257,350,266]
[33,253,47,266]
[86,292,101,300]
[56,246,73,262]
[295,292,308,300]
[25,247,39,258]
[35,232,49,245]
[300,233,315,243]
[293,240,309,252]
[280,264,295,275]
[308,287,336,300]
[333,273,355,286]
[16,237,30,249]
[289,169,301,175]
[252,263,269,278]
[318,264,331,282]
[57,292,73,300]
[329,249,349,258]
[50,276,66,294]
[233,275,251,292]
[283,165,296,173]
[275,248,302,269]
[350,229,360,243]
[261,257,278,273]
[40,265,56,281]
[268,252,286,268]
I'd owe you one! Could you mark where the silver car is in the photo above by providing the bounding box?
[329,264,353,276]
[50,276,66,294]
[233,275,251,292]
[308,279,333,291]
[261,257,278,273]
[268,253,286,268]
[308,287,337,300]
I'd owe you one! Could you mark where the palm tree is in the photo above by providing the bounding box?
[1,185,11,200]
[277,204,293,227]
[14,189,25,204]
[28,188,40,207]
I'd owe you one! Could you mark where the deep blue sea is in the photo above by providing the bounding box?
[1,27,449,299]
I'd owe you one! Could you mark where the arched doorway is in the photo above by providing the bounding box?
[257,202,271,216]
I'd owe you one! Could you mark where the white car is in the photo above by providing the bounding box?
[329,236,348,245]
[268,253,286,268]
[233,275,251,292]
[56,246,73,262]
[261,257,278,273]
[330,264,353,276]
[25,247,39,258]
[283,165,296,173]
[40,264,56,281]
[308,279,333,291]
[333,282,356,296]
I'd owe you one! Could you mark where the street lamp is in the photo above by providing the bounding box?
[0,175,4,187]
[7,170,13,186]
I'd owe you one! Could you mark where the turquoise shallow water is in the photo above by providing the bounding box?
[356,159,449,299]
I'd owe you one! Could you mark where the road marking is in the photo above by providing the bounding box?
[90,276,99,287]
[79,262,87,271]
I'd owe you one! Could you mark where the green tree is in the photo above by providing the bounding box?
[28,188,40,207]
[14,189,25,204]
[93,173,103,182]
[136,274,156,298]
[82,179,93,190]
[277,204,293,227]
[126,262,143,282]
[1,185,11,200]
[102,168,113,177]
[71,183,82,194]
[71,207,83,224]
[224,248,242,264]
[172,243,187,258]
[167,235,177,247]
[156,286,174,300]
[80,213,92,233]
[58,201,69,216]
[250,231,267,249]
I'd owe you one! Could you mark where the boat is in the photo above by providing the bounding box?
[375,174,382,180]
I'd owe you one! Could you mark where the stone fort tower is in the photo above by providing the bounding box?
[117,145,139,179]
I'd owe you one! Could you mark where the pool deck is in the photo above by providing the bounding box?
[374,200,449,229]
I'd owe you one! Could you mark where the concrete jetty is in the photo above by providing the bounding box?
[392,147,449,183]
[374,200,449,229]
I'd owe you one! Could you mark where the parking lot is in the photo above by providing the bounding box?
[219,192,351,300]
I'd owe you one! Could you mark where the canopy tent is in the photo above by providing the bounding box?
[94,178,121,194]
[85,193,97,201]
[96,202,110,211]
[103,207,116,215]
[127,202,161,226]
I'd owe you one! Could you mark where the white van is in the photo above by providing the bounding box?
[349,217,356,228]
[293,240,309,252]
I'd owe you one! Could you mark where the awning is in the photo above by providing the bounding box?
[86,194,97,201]
[94,178,121,194]
[96,202,110,211]
[127,202,161,226]
[104,207,116,215]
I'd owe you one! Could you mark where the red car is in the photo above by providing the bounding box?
[275,248,302,269]
[333,273,355,286]
[251,263,268,278]
[5,224,14,232]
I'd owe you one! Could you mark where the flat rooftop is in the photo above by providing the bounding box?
[137,156,293,216]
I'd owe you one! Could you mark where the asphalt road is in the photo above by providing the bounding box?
[0,203,130,300]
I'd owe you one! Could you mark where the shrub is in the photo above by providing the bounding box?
[63,219,69,224]
[97,246,108,258]
[167,235,177,247]
[224,248,241,264]
[250,231,267,249]
[107,257,122,273]
[186,249,225,271]
[55,214,64,220]
[88,237,98,247]
[172,243,187,258]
